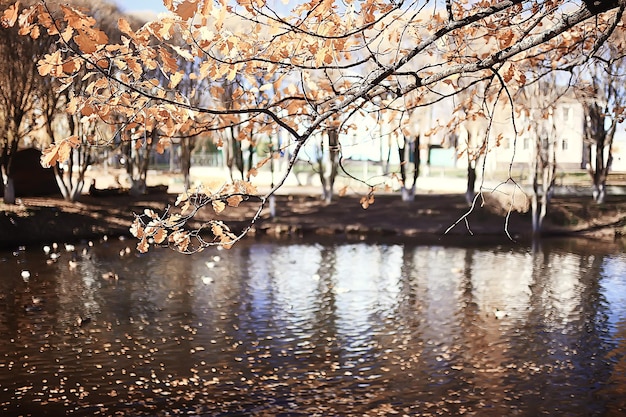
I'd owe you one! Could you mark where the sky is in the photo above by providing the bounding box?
[114,0,168,14]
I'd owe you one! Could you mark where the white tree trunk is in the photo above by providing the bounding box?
[531,192,539,234]
[401,185,415,202]
[269,194,276,218]
[592,183,606,204]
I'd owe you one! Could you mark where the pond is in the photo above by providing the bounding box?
[1,237,625,416]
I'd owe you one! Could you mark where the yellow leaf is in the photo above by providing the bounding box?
[226,65,238,81]
[171,45,194,61]
[66,96,79,114]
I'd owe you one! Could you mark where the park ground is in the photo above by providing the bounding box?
[2,168,626,250]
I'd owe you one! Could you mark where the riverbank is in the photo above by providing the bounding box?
[2,188,626,251]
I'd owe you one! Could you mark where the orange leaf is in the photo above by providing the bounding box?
[153,228,167,244]
[40,136,80,168]
[118,17,135,40]
[125,57,143,78]
[1,1,20,27]
[170,231,190,252]
[137,237,149,253]
[227,195,243,207]
[38,50,62,76]
[169,71,184,88]
[130,219,145,239]
[175,0,197,20]
[62,57,81,74]
[159,48,179,74]
[74,30,97,54]
[212,199,226,214]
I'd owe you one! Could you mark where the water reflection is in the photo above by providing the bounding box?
[0,238,625,416]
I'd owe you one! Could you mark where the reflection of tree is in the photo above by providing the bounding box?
[603,317,626,412]
[502,247,614,413]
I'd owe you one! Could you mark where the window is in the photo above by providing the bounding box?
[523,137,530,150]
[562,138,568,151]
[562,106,572,124]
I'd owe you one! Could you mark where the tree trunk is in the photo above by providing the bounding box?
[584,103,616,204]
[323,128,340,204]
[2,176,15,204]
[465,162,476,206]
[130,178,147,196]
[181,136,193,191]
[531,172,540,234]
[398,135,419,202]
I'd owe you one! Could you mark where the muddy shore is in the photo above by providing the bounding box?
[2,189,626,251]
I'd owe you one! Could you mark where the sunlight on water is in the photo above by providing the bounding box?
[0,238,625,416]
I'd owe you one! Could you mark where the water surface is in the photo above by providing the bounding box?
[1,237,625,416]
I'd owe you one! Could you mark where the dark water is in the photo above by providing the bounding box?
[1,237,625,416]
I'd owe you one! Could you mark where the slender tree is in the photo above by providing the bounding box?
[517,79,562,234]
[576,46,626,203]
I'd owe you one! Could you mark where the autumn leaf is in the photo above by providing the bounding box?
[359,193,375,209]
[41,136,80,167]
[211,222,236,249]
[498,30,515,49]
[227,195,243,207]
[159,48,179,74]
[175,0,198,20]
[118,17,135,40]
[38,50,63,76]
[74,30,98,54]
[169,71,184,88]
[137,237,149,253]
[180,200,191,214]
[153,228,168,244]
[130,219,144,239]
[170,230,190,252]
[175,193,188,206]
[62,57,81,74]
[212,199,226,214]
[1,1,19,27]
